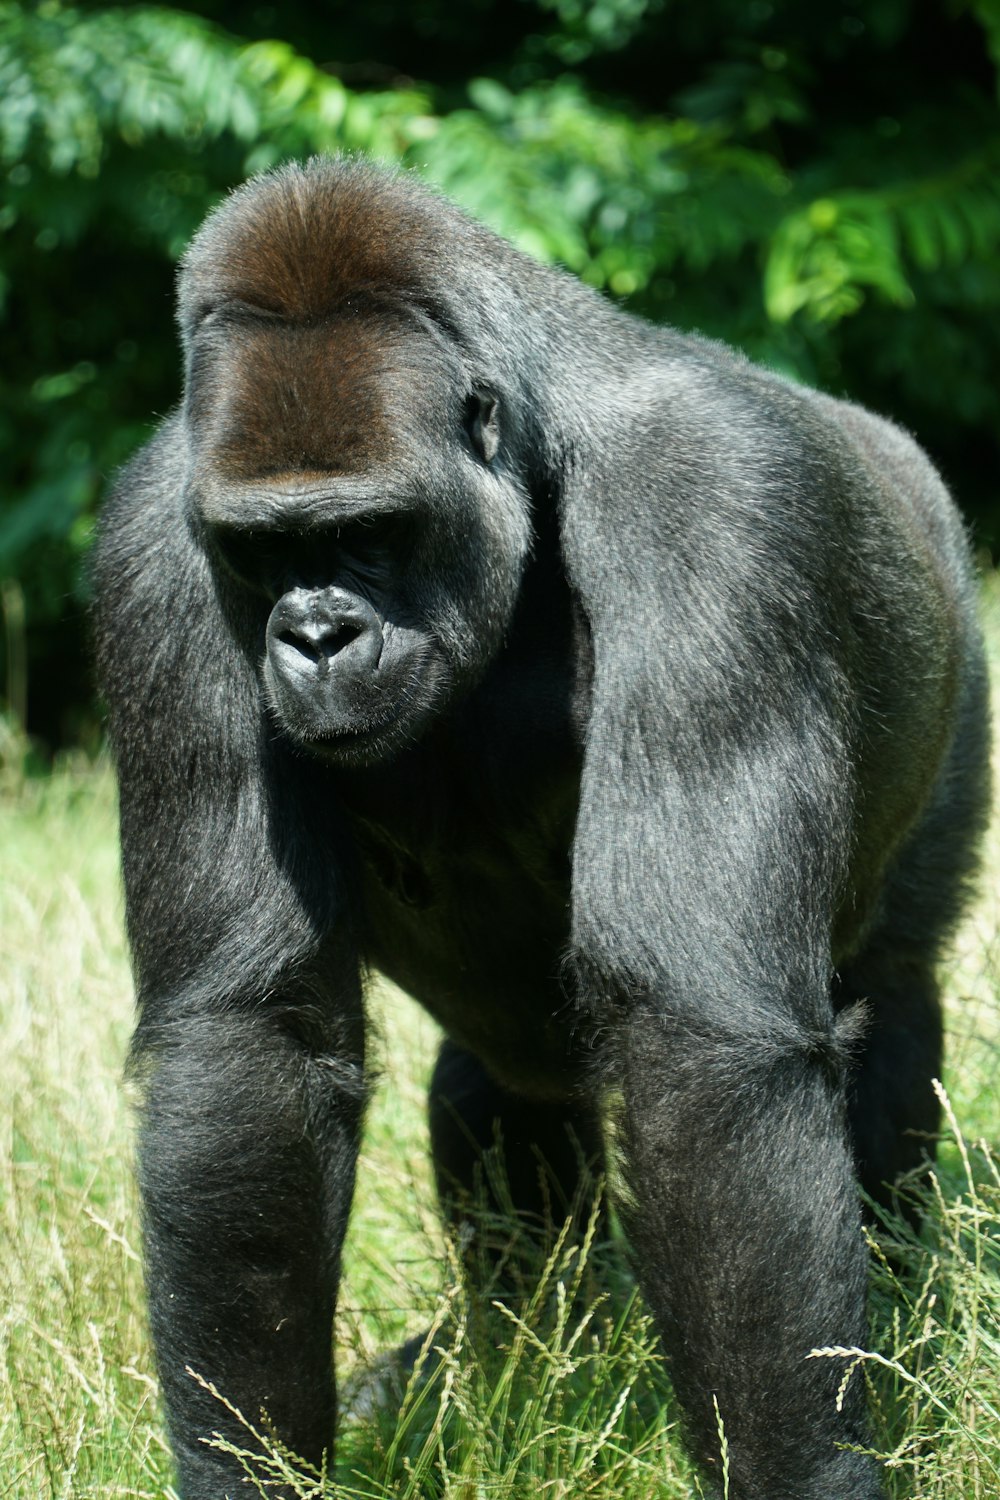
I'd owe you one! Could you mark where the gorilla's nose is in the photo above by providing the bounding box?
[267,586,383,679]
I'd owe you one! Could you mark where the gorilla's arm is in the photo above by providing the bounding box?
[575,713,875,1497]
[560,373,961,1499]
[94,426,365,1496]
[569,644,876,1496]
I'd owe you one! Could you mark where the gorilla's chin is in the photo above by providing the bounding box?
[284,709,412,768]
[264,650,443,767]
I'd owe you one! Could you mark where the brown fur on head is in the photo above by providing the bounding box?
[179,157,467,324]
[178,160,479,490]
[189,306,458,485]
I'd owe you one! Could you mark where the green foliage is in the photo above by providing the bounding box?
[532,0,666,64]
[2,0,1000,744]
[764,158,1000,327]
[416,79,787,292]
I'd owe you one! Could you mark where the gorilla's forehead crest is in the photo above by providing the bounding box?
[180,157,475,322]
[179,159,479,482]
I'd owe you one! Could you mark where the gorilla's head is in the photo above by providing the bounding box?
[177,161,533,765]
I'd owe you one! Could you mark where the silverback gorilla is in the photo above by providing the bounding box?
[93,156,990,1500]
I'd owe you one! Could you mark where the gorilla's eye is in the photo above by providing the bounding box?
[209,515,410,599]
[196,297,285,328]
[332,516,412,589]
[463,390,499,465]
[210,525,288,598]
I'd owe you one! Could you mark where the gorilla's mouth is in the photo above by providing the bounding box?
[264,639,445,766]
[302,700,408,756]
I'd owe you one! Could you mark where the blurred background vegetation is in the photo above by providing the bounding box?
[2,0,1000,753]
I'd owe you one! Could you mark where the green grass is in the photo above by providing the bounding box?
[2,573,1000,1498]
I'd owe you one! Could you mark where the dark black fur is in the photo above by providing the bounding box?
[93,157,990,1500]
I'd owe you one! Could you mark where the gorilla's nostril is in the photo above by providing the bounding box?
[326,622,364,657]
[279,621,363,664]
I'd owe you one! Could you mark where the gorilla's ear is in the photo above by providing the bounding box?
[465,390,500,464]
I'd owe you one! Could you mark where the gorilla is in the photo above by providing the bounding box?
[93,156,990,1500]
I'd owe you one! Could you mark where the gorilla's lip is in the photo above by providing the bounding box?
[291,649,446,759]
[307,703,406,749]
[266,632,445,750]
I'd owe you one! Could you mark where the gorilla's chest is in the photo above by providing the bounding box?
[344,736,584,1095]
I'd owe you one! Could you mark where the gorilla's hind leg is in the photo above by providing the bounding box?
[839,673,990,1216]
[428,1039,606,1302]
[834,951,943,1212]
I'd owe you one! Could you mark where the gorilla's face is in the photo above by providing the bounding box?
[211,507,448,765]
[183,301,530,766]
